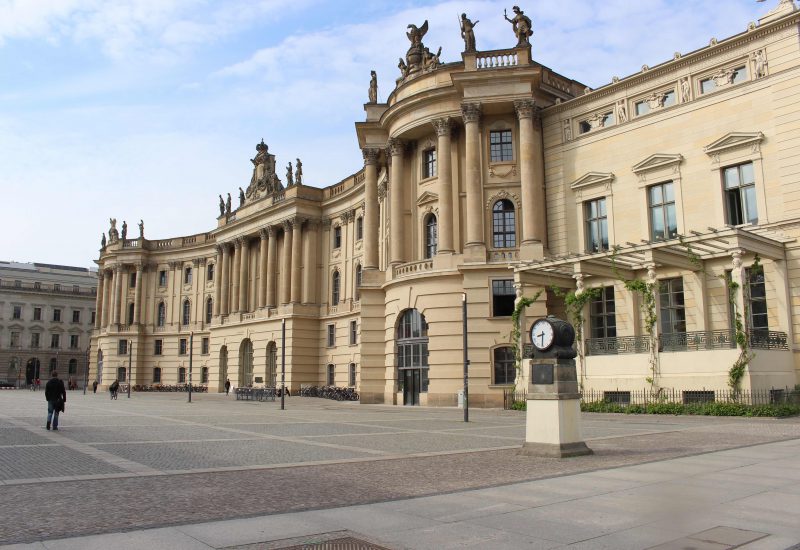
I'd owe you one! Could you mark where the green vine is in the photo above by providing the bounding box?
[550,285,602,389]
[725,255,762,398]
[510,290,544,384]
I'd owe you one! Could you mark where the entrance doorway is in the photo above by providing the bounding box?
[396,309,429,406]
[239,339,253,386]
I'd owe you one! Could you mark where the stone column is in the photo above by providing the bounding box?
[133,262,144,325]
[266,227,277,308]
[258,229,268,308]
[103,270,112,328]
[362,148,381,269]
[220,244,231,315]
[462,102,485,249]
[231,240,241,313]
[515,99,545,252]
[302,220,318,304]
[169,261,181,325]
[112,265,123,326]
[291,219,303,303]
[213,245,222,316]
[388,138,406,266]
[281,221,293,304]
[238,237,250,313]
[432,118,454,253]
[95,272,104,329]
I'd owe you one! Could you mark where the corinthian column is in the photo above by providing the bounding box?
[388,138,406,266]
[103,269,112,328]
[95,272,105,329]
[213,245,222,316]
[112,265,123,325]
[220,243,230,315]
[258,229,268,308]
[231,240,241,313]
[281,221,293,304]
[362,148,381,269]
[432,117,454,253]
[461,102,484,249]
[133,262,144,324]
[291,219,303,303]
[238,237,250,313]
[515,99,546,253]
[266,227,277,308]
[302,220,318,304]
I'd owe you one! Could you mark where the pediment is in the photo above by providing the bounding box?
[632,154,684,174]
[704,132,764,155]
[417,191,438,206]
[570,172,615,191]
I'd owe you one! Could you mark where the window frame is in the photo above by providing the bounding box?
[589,286,617,339]
[489,129,513,162]
[154,339,163,356]
[584,197,609,253]
[184,267,192,285]
[327,364,335,386]
[648,181,678,241]
[348,363,356,387]
[349,319,357,345]
[492,346,516,385]
[491,279,515,317]
[331,270,340,304]
[424,214,438,259]
[182,299,191,326]
[422,148,437,179]
[723,162,758,226]
[333,225,342,249]
[178,338,187,356]
[492,199,516,249]
[326,324,335,347]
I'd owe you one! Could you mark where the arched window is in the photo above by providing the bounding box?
[96,350,103,384]
[493,346,516,385]
[354,264,362,301]
[182,299,191,326]
[205,297,213,324]
[157,302,166,327]
[424,215,438,259]
[492,199,516,248]
[239,339,253,386]
[153,367,162,383]
[68,358,77,375]
[331,270,340,304]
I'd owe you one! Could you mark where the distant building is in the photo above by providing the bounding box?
[91,2,800,405]
[0,262,97,387]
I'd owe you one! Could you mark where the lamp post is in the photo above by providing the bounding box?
[281,318,286,410]
[83,346,89,395]
[188,331,193,403]
[127,339,132,398]
[462,292,469,423]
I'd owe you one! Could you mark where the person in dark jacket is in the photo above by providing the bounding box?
[109,379,120,400]
[92,380,98,394]
[45,371,66,431]
[224,378,231,395]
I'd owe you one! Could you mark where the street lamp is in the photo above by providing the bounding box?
[188,331,193,403]
[281,318,286,410]
[127,339,132,398]
[83,346,90,395]
[462,292,469,423]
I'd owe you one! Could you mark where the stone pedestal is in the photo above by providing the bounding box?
[521,359,592,458]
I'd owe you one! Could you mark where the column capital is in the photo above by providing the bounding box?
[341,209,355,224]
[362,147,381,166]
[168,260,182,269]
[215,243,224,254]
[431,117,451,136]
[97,271,105,282]
[233,239,242,250]
[259,227,270,240]
[134,262,145,272]
[387,137,406,157]
[731,248,746,269]
[513,99,537,120]
[461,102,482,124]
[192,257,205,267]
[282,219,294,232]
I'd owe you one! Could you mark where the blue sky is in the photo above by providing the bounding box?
[0,0,778,267]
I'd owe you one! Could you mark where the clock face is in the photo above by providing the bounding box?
[531,320,555,350]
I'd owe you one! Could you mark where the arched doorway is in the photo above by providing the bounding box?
[26,358,41,385]
[97,350,104,385]
[396,309,429,406]
[266,342,277,387]
[238,339,254,386]
[219,345,228,391]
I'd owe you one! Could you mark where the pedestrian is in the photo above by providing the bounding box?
[224,378,231,396]
[35,377,41,391]
[109,379,119,400]
[45,370,66,431]
[92,380,98,394]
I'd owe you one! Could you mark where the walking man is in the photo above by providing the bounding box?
[45,371,66,431]
[224,378,231,396]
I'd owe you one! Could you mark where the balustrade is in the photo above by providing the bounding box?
[477,50,518,69]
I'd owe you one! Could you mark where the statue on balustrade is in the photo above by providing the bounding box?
[246,139,282,197]
[295,158,303,185]
[460,13,478,53]
[226,193,232,215]
[101,233,107,248]
[138,220,144,238]
[504,5,533,47]
[121,220,128,241]
[400,20,443,79]
[286,162,294,187]
[219,194,225,217]
[108,218,119,243]
[423,46,441,71]
[238,187,245,207]
[368,71,378,103]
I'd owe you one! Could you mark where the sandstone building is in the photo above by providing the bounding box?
[91,2,800,406]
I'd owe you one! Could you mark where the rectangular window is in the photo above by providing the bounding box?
[333,226,342,249]
[356,217,363,241]
[129,272,137,288]
[207,263,214,282]
[33,307,42,321]
[683,390,715,404]
[178,367,186,383]
[201,337,209,355]
[53,308,62,322]
[492,279,515,317]
[659,277,686,335]
[12,306,21,319]
[54,284,60,292]
[584,198,609,252]
[635,101,649,116]
[118,339,127,355]
[153,367,162,383]
[327,324,335,347]
[327,364,335,386]
[14,280,21,288]
[423,149,437,178]
[747,267,768,331]
[349,320,358,345]
[31,333,40,348]
[489,130,513,162]
[73,285,80,293]
[72,310,81,323]
[10,332,20,348]
[662,90,676,107]
[590,287,617,339]
[648,182,678,240]
[184,267,192,285]
[348,363,356,387]
[603,391,631,405]
[493,346,516,385]
[179,338,187,355]
[70,335,79,349]
[51,334,60,349]
[579,121,591,134]
[724,162,757,225]
[91,311,96,325]
[159,270,167,287]
[154,339,163,355]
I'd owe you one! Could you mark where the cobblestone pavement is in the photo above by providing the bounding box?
[1,391,799,545]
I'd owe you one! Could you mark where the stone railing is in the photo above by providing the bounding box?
[242,312,256,320]
[476,49,519,70]
[122,239,140,249]
[393,259,434,278]
[489,249,518,262]
[0,280,97,296]
[272,191,285,204]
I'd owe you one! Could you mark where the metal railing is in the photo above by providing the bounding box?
[586,330,789,356]
[586,335,650,356]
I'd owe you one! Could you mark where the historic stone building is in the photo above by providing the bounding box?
[0,261,97,388]
[91,1,800,406]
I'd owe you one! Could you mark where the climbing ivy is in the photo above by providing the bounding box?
[725,255,762,398]
[550,285,602,389]
[510,290,543,383]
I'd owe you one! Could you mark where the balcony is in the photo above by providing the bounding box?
[392,259,433,278]
[586,330,788,356]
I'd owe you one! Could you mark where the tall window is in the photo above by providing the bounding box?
[154,339,163,355]
[590,286,617,338]
[724,162,757,225]
[206,297,213,323]
[153,367,161,383]
[350,320,358,345]
[33,307,42,321]
[72,310,80,323]
[585,198,609,252]
[129,272,137,288]
[327,324,335,347]
[118,339,127,355]
[12,306,21,319]
[349,363,356,387]
[659,278,686,334]
[489,130,513,162]
[118,366,127,382]
[492,200,516,248]
[157,302,166,327]
[207,263,215,281]
[424,215,438,259]
[356,217,363,241]
[51,334,60,349]
[158,270,167,287]
[423,149,437,178]
[201,337,209,355]
[747,267,768,331]
[127,303,135,325]
[178,367,186,383]
[333,225,342,249]
[184,267,192,285]
[649,182,677,240]
[396,309,429,393]
[182,299,190,326]
[68,359,77,375]
[355,264,362,301]
[69,335,79,349]
[493,346,516,385]
[179,338,187,355]
[327,364,335,386]
[331,271,340,304]
[492,279,515,317]
[53,309,61,322]
[201,367,208,384]
[31,333,40,348]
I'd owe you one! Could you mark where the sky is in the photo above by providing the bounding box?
[0,0,780,268]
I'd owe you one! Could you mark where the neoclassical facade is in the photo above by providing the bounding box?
[91,2,800,406]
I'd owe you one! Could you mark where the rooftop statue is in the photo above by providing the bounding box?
[246,139,282,197]
[504,5,533,47]
[459,13,478,53]
[138,219,144,238]
[121,220,128,241]
[108,218,119,242]
[286,162,294,187]
[219,194,225,217]
[101,233,106,248]
[239,187,245,207]
[368,71,378,103]
[295,158,303,185]
[226,193,232,215]
[399,19,443,82]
